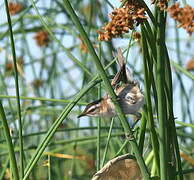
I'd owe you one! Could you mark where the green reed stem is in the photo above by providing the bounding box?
[138,111,147,155]
[164,46,183,180]
[101,118,114,167]
[0,101,19,180]
[4,0,24,177]
[141,27,160,175]
[115,139,128,157]
[0,95,87,105]
[156,9,168,179]
[97,84,101,171]
[170,61,194,80]
[0,157,9,180]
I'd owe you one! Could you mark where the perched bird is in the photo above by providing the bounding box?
[78,48,144,119]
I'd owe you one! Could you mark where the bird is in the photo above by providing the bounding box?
[78,48,144,119]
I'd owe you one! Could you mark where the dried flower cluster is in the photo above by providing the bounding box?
[34,31,50,47]
[186,59,194,71]
[5,58,23,75]
[8,2,23,15]
[98,0,147,41]
[32,79,44,88]
[5,61,14,73]
[168,3,194,35]
[78,36,89,53]
[155,0,169,10]
[78,36,97,53]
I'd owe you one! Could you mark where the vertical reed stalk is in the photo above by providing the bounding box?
[97,84,101,171]
[156,9,168,179]
[0,102,19,180]
[141,27,160,175]
[4,0,24,178]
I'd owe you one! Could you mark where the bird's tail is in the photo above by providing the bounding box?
[111,48,134,87]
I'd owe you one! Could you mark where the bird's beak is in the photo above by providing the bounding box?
[77,113,86,118]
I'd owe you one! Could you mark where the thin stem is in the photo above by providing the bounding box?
[0,156,9,180]
[164,46,183,180]
[4,0,24,177]
[0,101,19,180]
[170,61,194,80]
[101,118,114,167]
[115,139,128,157]
[0,95,87,105]
[138,111,147,155]
[97,84,102,171]
[48,155,51,180]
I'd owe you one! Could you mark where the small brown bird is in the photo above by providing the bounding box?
[78,48,144,119]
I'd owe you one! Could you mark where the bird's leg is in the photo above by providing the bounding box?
[131,112,142,129]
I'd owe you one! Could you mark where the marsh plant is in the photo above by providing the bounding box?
[0,0,194,179]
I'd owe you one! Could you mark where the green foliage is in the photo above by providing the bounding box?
[0,0,194,180]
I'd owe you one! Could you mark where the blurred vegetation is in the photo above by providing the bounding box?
[0,0,194,180]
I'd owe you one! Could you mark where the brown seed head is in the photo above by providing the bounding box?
[98,0,147,41]
[5,58,24,75]
[34,31,50,47]
[156,0,169,10]
[78,36,97,53]
[32,79,44,88]
[168,3,194,35]
[5,61,13,72]
[8,2,23,15]
[186,59,194,71]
